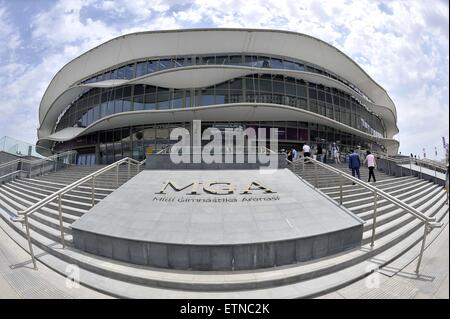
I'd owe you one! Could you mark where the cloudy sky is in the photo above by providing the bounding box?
[0,0,448,159]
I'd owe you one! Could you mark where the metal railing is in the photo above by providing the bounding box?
[375,153,447,177]
[288,155,443,273]
[11,156,144,270]
[0,150,77,183]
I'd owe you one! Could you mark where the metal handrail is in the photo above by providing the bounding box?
[0,150,77,171]
[288,155,443,273]
[377,153,447,170]
[11,156,144,270]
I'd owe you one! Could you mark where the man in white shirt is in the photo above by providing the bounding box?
[364,151,376,182]
[303,144,311,158]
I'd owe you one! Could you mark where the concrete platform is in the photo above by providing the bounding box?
[71,169,364,270]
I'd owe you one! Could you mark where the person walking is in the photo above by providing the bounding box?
[317,144,323,162]
[287,149,293,162]
[292,147,298,161]
[303,143,311,158]
[364,151,376,182]
[348,149,361,183]
[332,142,341,164]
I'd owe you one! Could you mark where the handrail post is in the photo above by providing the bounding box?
[410,158,412,176]
[57,194,65,248]
[127,159,131,180]
[314,160,318,188]
[370,190,378,247]
[116,164,119,187]
[91,176,96,207]
[339,173,343,205]
[415,223,428,273]
[419,161,422,179]
[24,215,37,270]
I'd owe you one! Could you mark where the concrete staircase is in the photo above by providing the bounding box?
[0,165,133,246]
[0,163,448,298]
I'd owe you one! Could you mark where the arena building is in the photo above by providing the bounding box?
[36,28,399,164]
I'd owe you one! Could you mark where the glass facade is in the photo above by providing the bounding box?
[56,75,385,139]
[79,53,372,103]
[53,121,386,165]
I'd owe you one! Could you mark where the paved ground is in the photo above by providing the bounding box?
[1,220,448,299]
[0,225,109,299]
[319,224,449,299]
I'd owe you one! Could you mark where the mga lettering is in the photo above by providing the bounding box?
[156,181,275,195]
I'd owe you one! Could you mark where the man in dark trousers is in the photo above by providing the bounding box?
[348,150,361,182]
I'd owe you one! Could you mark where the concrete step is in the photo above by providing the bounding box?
[12,179,107,202]
[1,200,447,298]
[0,184,90,215]
[341,180,431,209]
[325,178,422,200]
[349,183,439,215]
[0,194,74,243]
[27,178,114,194]
[6,182,99,210]
[320,176,414,193]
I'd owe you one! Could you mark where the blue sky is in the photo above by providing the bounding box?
[0,0,448,159]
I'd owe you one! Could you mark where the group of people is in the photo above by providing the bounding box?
[286,144,311,161]
[285,142,342,164]
[285,143,378,183]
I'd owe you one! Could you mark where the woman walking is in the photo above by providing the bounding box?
[364,151,377,182]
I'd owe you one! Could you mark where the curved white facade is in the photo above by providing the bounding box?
[37,28,399,160]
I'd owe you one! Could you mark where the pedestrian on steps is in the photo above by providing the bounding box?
[348,149,361,183]
[364,151,377,182]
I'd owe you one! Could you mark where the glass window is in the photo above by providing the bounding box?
[297,85,307,98]
[172,90,183,108]
[318,90,325,101]
[259,79,272,93]
[124,64,134,79]
[272,79,284,94]
[173,58,184,67]
[147,60,158,72]
[136,62,147,77]
[157,88,170,109]
[114,99,123,113]
[144,93,157,110]
[158,59,172,71]
[215,55,228,65]
[309,88,317,99]
[271,58,283,69]
[133,95,144,111]
[259,56,271,68]
[229,55,242,64]
[244,55,257,67]
[92,105,100,122]
[203,56,215,64]
[134,84,145,96]
[122,96,132,112]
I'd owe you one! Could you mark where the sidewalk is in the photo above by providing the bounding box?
[0,225,109,299]
[319,224,449,299]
